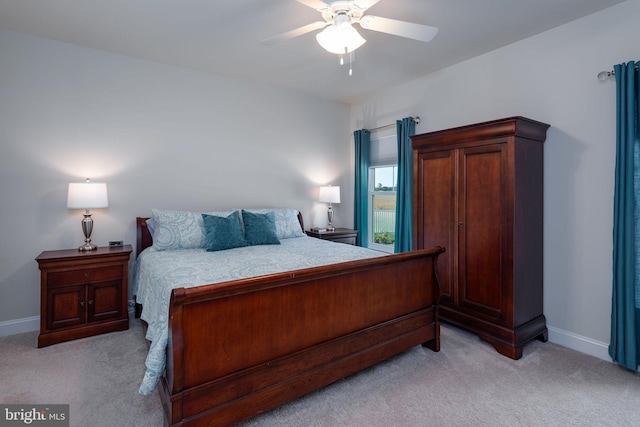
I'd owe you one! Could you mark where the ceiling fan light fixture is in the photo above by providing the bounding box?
[316,20,366,54]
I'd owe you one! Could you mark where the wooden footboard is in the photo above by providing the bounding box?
[159,246,444,426]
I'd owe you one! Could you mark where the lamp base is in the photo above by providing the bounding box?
[78,211,96,251]
[327,205,335,232]
[78,242,97,251]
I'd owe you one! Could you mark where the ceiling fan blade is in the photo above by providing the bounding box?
[261,21,329,46]
[359,15,438,43]
[294,0,332,12]
[352,0,382,12]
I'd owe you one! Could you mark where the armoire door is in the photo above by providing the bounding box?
[457,142,510,321]
[415,148,457,305]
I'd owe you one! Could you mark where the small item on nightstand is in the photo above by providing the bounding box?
[310,227,326,232]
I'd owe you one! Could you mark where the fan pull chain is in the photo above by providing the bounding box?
[338,49,354,76]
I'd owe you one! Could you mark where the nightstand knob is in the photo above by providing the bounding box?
[84,272,89,277]
[88,300,93,305]
[80,301,85,307]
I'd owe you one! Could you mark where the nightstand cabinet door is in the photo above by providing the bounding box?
[88,280,123,322]
[36,245,132,347]
[47,285,86,329]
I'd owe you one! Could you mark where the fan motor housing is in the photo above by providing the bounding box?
[322,1,365,22]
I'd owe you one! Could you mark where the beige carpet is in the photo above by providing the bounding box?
[1,316,639,427]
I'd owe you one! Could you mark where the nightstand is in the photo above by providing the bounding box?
[36,245,132,347]
[306,228,358,245]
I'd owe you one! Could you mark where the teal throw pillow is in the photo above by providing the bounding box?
[242,210,281,246]
[202,211,248,251]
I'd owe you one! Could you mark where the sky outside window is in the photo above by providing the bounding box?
[374,166,396,190]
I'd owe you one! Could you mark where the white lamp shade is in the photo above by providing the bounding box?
[316,22,366,54]
[319,186,341,204]
[67,182,109,209]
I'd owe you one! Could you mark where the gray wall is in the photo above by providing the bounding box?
[0,28,353,328]
[350,0,640,360]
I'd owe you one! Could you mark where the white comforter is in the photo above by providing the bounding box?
[134,235,382,394]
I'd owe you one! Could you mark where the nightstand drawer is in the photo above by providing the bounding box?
[330,236,357,245]
[306,228,358,246]
[48,265,122,287]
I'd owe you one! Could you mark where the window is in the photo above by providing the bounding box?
[368,134,397,253]
[368,165,397,252]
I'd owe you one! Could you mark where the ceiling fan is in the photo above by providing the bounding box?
[261,0,438,74]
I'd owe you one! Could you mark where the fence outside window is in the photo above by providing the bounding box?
[373,209,395,234]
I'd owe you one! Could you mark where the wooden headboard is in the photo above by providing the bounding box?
[135,212,305,258]
[135,217,153,258]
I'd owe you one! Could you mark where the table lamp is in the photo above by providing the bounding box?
[319,185,340,231]
[67,179,108,251]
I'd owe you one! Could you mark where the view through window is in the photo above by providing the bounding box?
[369,165,397,252]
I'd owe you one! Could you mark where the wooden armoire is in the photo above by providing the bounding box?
[412,116,549,359]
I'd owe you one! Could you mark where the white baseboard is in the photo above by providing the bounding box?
[1,301,137,338]
[547,325,611,362]
[0,316,39,337]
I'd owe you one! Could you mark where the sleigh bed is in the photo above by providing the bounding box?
[134,208,443,426]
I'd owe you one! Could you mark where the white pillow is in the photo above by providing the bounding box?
[151,208,233,251]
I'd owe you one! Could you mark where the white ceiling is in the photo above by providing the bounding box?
[0,0,626,104]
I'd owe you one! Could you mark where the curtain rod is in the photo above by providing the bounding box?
[597,64,639,81]
[367,116,420,133]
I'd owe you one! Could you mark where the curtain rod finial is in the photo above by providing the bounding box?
[598,70,614,81]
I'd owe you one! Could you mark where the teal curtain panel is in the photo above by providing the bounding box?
[610,60,640,371]
[394,117,416,253]
[354,129,370,247]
